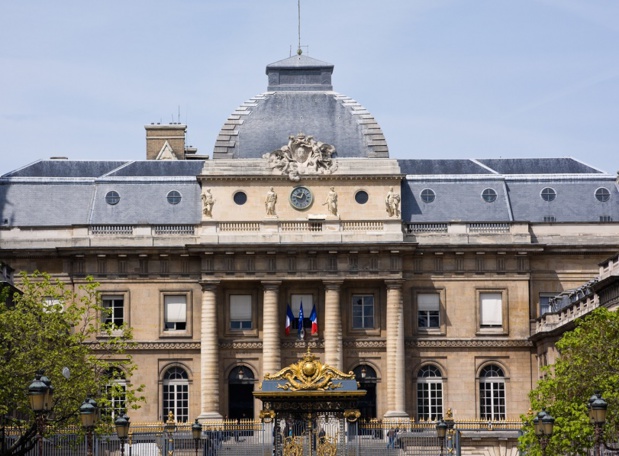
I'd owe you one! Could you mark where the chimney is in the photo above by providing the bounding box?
[145,123,187,160]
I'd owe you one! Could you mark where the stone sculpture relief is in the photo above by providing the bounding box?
[323,187,338,216]
[265,187,277,216]
[385,186,401,217]
[201,189,215,217]
[263,133,337,182]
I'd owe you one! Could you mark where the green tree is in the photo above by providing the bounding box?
[0,272,144,456]
[519,307,619,455]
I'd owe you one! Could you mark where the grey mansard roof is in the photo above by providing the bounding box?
[1,157,616,228]
[213,54,389,160]
[399,158,619,223]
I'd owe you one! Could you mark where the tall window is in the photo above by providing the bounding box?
[230,295,252,330]
[352,295,374,329]
[103,368,126,419]
[102,296,124,329]
[479,365,506,420]
[417,365,443,421]
[417,293,440,329]
[163,367,189,423]
[164,295,187,331]
[291,294,312,330]
[479,292,502,328]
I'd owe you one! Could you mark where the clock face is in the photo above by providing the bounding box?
[290,186,313,210]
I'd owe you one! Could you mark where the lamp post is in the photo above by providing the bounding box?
[164,411,177,456]
[28,371,52,456]
[588,391,607,456]
[192,419,202,456]
[436,417,447,456]
[79,398,97,456]
[114,413,130,456]
[533,408,554,456]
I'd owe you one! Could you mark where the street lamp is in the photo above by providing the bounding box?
[533,408,554,456]
[436,417,447,456]
[114,413,130,456]
[28,371,52,456]
[79,398,97,456]
[588,391,607,456]
[192,419,202,456]
[164,411,177,456]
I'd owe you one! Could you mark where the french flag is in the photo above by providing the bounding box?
[285,304,294,336]
[310,304,318,335]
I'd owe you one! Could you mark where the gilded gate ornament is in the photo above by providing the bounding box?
[264,348,355,391]
[263,133,337,182]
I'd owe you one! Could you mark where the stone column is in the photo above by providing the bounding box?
[323,281,343,370]
[198,282,222,420]
[262,281,282,376]
[384,280,408,418]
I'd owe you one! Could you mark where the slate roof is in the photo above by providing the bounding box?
[399,158,618,223]
[0,160,202,227]
[213,55,389,160]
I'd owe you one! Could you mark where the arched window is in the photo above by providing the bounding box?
[163,367,189,422]
[479,365,505,420]
[416,365,443,421]
[353,365,378,419]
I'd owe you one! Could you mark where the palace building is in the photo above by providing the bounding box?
[1,53,618,429]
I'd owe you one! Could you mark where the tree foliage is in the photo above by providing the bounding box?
[519,307,619,455]
[0,272,143,456]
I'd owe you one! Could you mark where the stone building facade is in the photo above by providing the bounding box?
[1,53,618,427]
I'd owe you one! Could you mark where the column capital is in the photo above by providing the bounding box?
[200,280,220,292]
[323,280,344,291]
[385,279,404,290]
[261,280,282,291]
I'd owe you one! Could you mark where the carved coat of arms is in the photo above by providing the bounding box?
[263,133,338,182]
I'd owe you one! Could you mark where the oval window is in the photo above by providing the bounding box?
[420,188,436,204]
[105,191,120,206]
[355,190,369,204]
[541,187,556,202]
[481,188,497,203]
[167,190,182,205]
[233,191,247,205]
[595,187,610,203]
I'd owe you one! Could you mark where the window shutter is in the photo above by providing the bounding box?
[418,293,439,311]
[230,295,252,320]
[480,293,502,326]
[165,295,186,323]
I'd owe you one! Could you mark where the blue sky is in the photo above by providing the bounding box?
[1,0,618,175]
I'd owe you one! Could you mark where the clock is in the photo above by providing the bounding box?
[290,186,313,210]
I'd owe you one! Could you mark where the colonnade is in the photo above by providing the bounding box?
[197,279,406,421]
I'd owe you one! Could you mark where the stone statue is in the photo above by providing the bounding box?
[323,187,338,216]
[263,133,337,182]
[265,187,277,216]
[201,189,215,217]
[385,186,401,217]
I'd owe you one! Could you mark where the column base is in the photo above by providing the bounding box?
[383,411,409,419]
[197,411,223,422]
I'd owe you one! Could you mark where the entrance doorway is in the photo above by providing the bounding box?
[228,366,255,420]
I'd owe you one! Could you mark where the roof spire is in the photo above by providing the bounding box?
[297,0,302,55]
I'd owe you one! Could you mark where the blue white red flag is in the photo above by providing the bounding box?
[310,304,318,335]
[298,302,305,340]
[285,304,294,336]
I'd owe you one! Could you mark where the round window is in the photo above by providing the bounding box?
[355,190,369,204]
[167,190,182,205]
[541,187,556,202]
[233,191,247,205]
[105,191,120,206]
[481,188,497,203]
[595,187,610,202]
[420,188,436,204]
